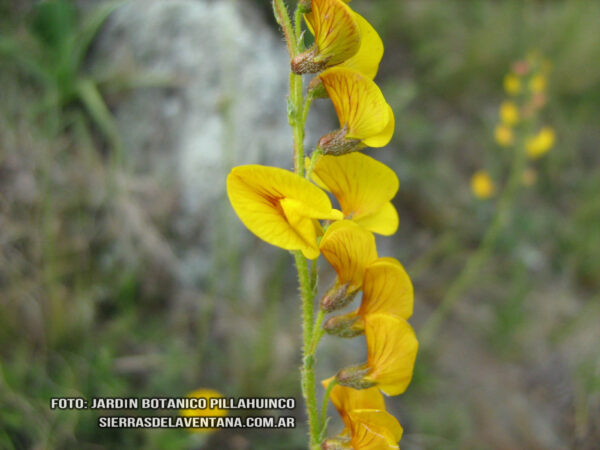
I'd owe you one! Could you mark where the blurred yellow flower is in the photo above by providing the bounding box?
[494,124,514,147]
[293,0,360,74]
[363,313,418,395]
[500,101,519,126]
[471,170,495,199]
[227,165,342,259]
[320,220,378,294]
[503,73,521,95]
[180,389,227,434]
[526,127,555,159]
[319,67,395,153]
[529,74,547,93]
[310,153,399,235]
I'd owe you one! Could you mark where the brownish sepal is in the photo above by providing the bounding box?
[291,47,328,74]
[324,313,363,338]
[319,127,364,156]
[321,282,357,312]
[336,365,375,390]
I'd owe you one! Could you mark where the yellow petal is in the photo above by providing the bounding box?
[354,202,398,236]
[181,388,227,433]
[348,409,403,449]
[319,220,378,290]
[503,73,521,95]
[340,12,384,79]
[358,258,413,319]
[311,153,399,233]
[227,165,339,259]
[309,0,360,66]
[364,313,418,396]
[361,104,395,148]
[526,126,555,159]
[322,377,385,429]
[319,67,393,147]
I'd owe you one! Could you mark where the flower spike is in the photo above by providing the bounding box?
[227,165,342,259]
[310,153,399,235]
[318,67,395,154]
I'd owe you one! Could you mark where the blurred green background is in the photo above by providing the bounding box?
[1,0,599,448]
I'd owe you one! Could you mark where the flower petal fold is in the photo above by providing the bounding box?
[319,220,378,291]
[347,409,403,449]
[227,165,340,259]
[311,153,399,236]
[364,313,418,396]
[358,258,413,319]
[319,67,394,147]
[340,12,384,79]
[308,0,360,67]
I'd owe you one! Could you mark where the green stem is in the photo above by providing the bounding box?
[272,0,295,57]
[420,143,528,348]
[294,252,320,448]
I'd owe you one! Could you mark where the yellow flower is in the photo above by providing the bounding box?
[310,153,399,235]
[292,0,360,74]
[319,220,378,293]
[322,376,385,428]
[325,257,413,337]
[494,124,514,147]
[503,73,521,95]
[321,378,402,449]
[346,409,403,449]
[526,127,555,159]
[180,389,227,433]
[227,165,342,259]
[471,170,495,199]
[529,74,547,93]
[500,101,519,126]
[318,67,394,153]
[304,3,384,79]
[362,313,418,396]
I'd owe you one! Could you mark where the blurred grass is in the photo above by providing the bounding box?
[2,0,600,448]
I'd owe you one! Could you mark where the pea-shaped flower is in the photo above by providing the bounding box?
[319,220,378,311]
[526,126,555,159]
[311,153,399,235]
[318,67,395,154]
[337,313,418,396]
[180,389,227,433]
[321,376,385,427]
[324,258,413,338]
[298,0,384,79]
[227,165,342,259]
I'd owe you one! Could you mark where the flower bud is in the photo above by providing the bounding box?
[324,313,364,338]
[318,127,364,156]
[320,282,357,312]
[336,365,375,390]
